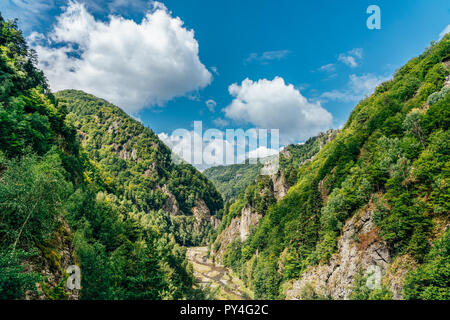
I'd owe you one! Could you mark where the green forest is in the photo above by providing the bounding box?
[213,36,450,300]
[0,12,449,301]
[0,15,221,300]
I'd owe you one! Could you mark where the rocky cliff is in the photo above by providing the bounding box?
[285,206,394,299]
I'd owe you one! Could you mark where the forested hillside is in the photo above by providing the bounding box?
[0,15,220,300]
[1,10,448,301]
[210,129,338,263]
[56,90,223,246]
[204,161,263,202]
[212,36,450,300]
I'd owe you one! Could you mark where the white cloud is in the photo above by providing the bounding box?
[338,48,363,68]
[158,130,234,170]
[321,73,391,102]
[247,146,279,159]
[439,24,450,39]
[338,54,358,68]
[205,99,217,112]
[212,118,229,127]
[246,50,290,64]
[157,132,171,145]
[318,63,336,72]
[223,77,333,144]
[30,1,212,113]
[348,48,363,59]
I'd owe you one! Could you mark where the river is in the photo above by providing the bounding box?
[186,247,253,300]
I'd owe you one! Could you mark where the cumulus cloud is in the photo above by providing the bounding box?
[321,73,391,102]
[246,50,290,64]
[223,77,333,144]
[338,48,363,68]
[30,1,212,113]
[158,129,234,170]
[440,24,450,39]
[205,99,217,112]
[158,125,279,170]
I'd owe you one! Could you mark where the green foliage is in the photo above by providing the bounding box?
[244,176,276,213]
[427,86,450,105]
[251,256,283,299]
[0,16,213,300]
[223,240,243,274]
[215,35,450,299]
[0,248,42,299]
[350,270,393,300]
[56,89,222,245]
[0,151,72,249]
[403,229,450,300]
[279,130,338,186]
[204,160,262,201]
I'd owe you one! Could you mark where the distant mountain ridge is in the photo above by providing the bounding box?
[204,130,339,202]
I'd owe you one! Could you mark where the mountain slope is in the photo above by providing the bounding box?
[204,161,263,202]
[56,89,223,246]
[212,36,450,300]
[0,15,218,300]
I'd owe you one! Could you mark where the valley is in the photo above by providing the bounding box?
[187,247,253,300]
[0,10,449,301]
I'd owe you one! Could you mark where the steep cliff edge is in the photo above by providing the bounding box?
[285,206,392,299]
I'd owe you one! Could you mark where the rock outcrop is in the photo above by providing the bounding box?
[285,208,394,300]
[161,185,182,216]
[240,205,262,242]
[27,220,80,300]
[192,198,220,231]
[271,171,288,200]
[213,204,262,260]
[214,217,241,260]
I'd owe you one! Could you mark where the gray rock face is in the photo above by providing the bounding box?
[285,209,391,300]
[161,185,182,216]
[192,198,212,222]
[240,205,262,242]
[192,198,221,231]
[213,204,262,260]
[271,171,288,200]
[444,74,450,88]
[214,216,241,260]
[210,215,221,229]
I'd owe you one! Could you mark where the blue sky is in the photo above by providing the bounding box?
[2,0,449,166]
